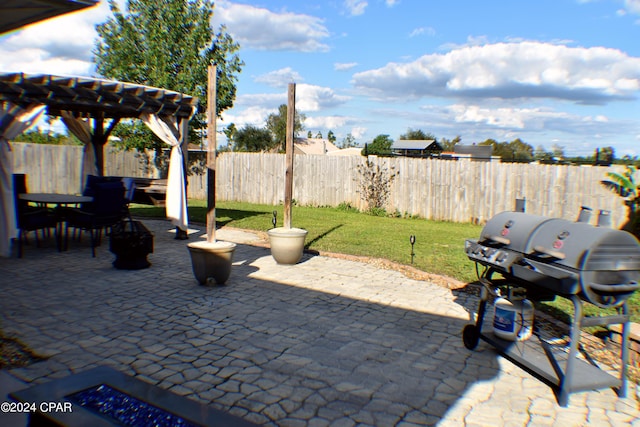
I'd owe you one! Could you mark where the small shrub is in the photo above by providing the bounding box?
[368,207,388,217]
[337,202,359,213]
[356,158,398,214]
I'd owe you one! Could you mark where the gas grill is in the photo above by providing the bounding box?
[463,210,640,406]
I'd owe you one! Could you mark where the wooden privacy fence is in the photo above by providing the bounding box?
[11,143,156,194]
[202,153,629,227]
[11,143,631,227]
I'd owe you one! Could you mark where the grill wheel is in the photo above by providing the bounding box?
[462,325,480,350]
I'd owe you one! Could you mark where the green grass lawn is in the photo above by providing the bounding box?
[130,200,639,324]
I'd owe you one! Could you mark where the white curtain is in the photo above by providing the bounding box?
[0,102,46,257]
[61,111,96,189]
[140,112,188,231]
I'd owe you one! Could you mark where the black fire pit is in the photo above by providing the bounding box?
[109,220,153,269]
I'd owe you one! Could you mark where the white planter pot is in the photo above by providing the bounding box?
[267,227,308,265]
[187,240,236,285]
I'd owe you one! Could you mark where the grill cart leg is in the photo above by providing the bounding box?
[619,303,630,399]
[558,295,583,407]
[463,286,489,350]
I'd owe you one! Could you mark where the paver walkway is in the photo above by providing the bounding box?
[0,219,638,426]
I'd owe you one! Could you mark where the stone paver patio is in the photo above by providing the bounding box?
[0,218,638,426]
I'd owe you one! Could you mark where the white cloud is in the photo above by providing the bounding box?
[0,2,111,75]
[234,93,285,108]
[255,68,304,87]
[344,0,368,16]
[221,105,276,128]
[334,62,358,71]
[213,1,330,52]
[409,27,436,38]
[350,126,367,139]
[225,84,350,128]
[386,0,400,6]
[296,84,351,112]
[235,84,350,113]
[304,115,353,130]
[351,41,640,104]
[448,105,567,129]
[624,0,640,14]
[434,103,637,153]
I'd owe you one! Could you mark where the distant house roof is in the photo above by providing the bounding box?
[391,139,443,157]
[294,138,340,155]
[392,139,438,150]
[453,144,493,159]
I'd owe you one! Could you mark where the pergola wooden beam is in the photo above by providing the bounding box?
[0,72,198,175]
[0,0,98,35]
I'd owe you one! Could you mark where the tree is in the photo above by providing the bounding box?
[534,145,555,164]
[94,0,244,151]
[594,146,615,166]
[307,131,313,138]
[315,131,323,139]
[340,133,357,149]
[439,135,461,152]
[480,138,533,163]
[509,138,534,163]
[14,129,81,146]
[220,123,237,152]
[551,144,565,160]
[400,128,436,140]
[620,155,640,166]
[233,125,275,152]
[327,130,336,143]
[265,104,306,151]
[363,134,393,156]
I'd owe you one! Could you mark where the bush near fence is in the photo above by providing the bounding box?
[11,142,629,227]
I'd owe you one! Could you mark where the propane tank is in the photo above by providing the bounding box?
[493,288,534,341]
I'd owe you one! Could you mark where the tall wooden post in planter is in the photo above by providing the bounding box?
[267,83,308,264]
[283,83,295,229]
[187,64,236,284]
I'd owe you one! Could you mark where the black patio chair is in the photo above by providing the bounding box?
[13,174,58,258]
[65,181,127,257]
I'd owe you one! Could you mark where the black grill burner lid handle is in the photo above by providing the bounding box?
[482,234,511,245]
[590,282,639,294]
[533,245,566,260]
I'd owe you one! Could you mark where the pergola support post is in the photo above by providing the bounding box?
[175,117,190,240]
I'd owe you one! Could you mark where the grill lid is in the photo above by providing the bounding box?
[525,219,640,271]
[479,211,552,253]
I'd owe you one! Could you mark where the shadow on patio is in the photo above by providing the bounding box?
[1,218,637,426]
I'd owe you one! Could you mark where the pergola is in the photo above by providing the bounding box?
[0,0,98,34]
[0,72,199,257]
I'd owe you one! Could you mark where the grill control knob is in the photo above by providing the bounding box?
[495,252,508,263]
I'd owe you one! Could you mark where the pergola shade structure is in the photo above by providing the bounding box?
[0,72,199,257]
[0,73,197,119]
[0,0,98,34]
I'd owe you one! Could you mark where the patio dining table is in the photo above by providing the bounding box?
[19,193,94,251]
[19,193,93,206]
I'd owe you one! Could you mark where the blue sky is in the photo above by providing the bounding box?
[1,0,639,157]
